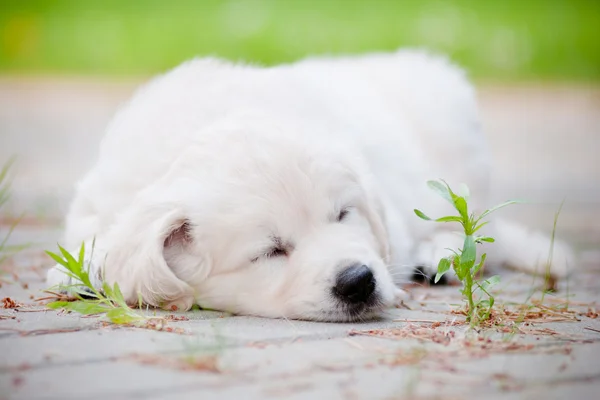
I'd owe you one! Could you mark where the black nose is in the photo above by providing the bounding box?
[334,264,376,303]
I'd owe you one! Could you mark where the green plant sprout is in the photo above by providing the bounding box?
[414,180,518,325]
[45,241,160,326]
[0,159,29,275]
[0,160,14,269]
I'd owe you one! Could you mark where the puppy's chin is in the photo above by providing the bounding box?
[291,293,390,323]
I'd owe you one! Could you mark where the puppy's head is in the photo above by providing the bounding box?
[157,127,396,321]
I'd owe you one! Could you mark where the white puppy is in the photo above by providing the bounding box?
[47,50,573,321]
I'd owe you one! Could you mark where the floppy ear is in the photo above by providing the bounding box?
[101,204,201,311]
[163,218,209,287]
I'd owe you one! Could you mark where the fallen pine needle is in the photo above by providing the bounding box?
[393,319,448,324]
[128,353,221,373]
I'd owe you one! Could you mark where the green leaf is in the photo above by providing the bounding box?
[472,221,490,234]
[454,197,468,220]
[78,242,85,265]
[475,236,495,243]
[478,200,521,221]
[1,243,29,253]
[435,216,463,223]
[47,301,70,309]
[453,255,465,280]
[46,300,109,315]
[481,275,501,291]
[59,245,79,271]
[478,299,491,308]
[460,235,476,270]
[113,283,125,302]
[442,180,460,202]
[458,183,470,200]
[106,308,129,323]
[413,209,432,221]
[102,281,114,299]
[427,180,453,204]
[111,283,129,308]
[71,287,100,300]
[434,257,451,283]
[444,247,459,256]
[0,157,14,182]
[106,307,144,324]
[46,250,69,269]
[64,301,110,315]
[0,214,24,253]
[0,158,15,207]
[472,253,487,275]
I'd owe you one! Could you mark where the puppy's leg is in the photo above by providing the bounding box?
[411,230,463,284]
[486,219,575,279]
[408,220,576,286]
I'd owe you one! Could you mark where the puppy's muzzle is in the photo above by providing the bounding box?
[333,264,376,304]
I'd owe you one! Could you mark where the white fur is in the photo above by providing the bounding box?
[47,49,575,321]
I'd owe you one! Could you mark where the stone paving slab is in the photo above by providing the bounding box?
[0,328,225,371]
[4,328,599,400]
[1,81,600,399]
[2,235,599,400]
[1,227,599,399]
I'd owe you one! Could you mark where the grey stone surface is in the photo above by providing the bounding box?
[1,80,600,399]
[1,235,599,399]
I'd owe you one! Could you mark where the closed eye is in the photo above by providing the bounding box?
[264,246,287,258]
[251,236,292,262]
[337,207,350,222]
[250,246,287,263]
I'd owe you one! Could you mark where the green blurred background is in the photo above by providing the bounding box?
[1,0,598,81]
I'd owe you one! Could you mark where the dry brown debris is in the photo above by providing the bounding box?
[35,291,76,303]
[446,299,584,330]
[377,348,429,367]
[2,297,20,309]
[350,324,456,346]
[583,308,598,319]
[129,353,221,373]
[164,314,190,321]
[96,318,188,334]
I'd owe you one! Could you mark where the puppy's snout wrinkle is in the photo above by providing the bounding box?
[334,264,375,303]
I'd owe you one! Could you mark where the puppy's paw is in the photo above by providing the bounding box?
[46,247,104,294]
[411,265,451,286]
[46,263,103,296]
[46,264,74,289]
[494,220,577,279]
[412,232,462,285]
[161,296,195,312]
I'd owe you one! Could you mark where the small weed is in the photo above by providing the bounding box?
[0,158,28,278]
[0,159,12,214]
[45,241,162,326]
[414,180,518,326]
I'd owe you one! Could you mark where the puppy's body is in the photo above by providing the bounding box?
[48,50,573,321]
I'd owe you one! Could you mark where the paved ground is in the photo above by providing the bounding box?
[1,244,599,400]
[1,79,599,399]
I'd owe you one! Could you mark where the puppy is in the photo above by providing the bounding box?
[47,50,574,321]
